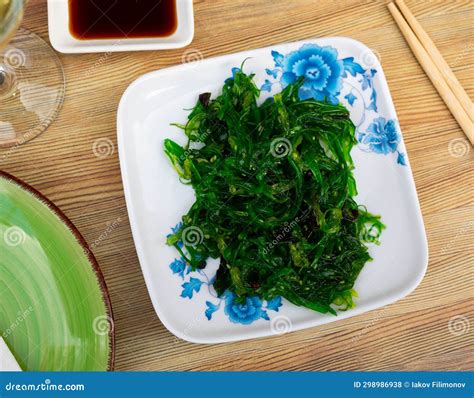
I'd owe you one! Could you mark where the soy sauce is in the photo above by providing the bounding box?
[68,0,177,40]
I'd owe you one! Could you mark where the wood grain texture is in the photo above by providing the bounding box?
[1,0,472,371]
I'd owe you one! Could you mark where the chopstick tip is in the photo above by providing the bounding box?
[387,2,397,12]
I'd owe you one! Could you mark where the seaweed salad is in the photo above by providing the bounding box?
[164,68,384,315]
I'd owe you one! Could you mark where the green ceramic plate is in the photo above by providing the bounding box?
[0,171,114,370]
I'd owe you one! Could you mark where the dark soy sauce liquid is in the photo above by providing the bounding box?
[68,0,177,40]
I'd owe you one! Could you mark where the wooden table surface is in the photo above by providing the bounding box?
[2,0,472,371]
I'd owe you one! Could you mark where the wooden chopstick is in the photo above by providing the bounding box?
[388,2,474,145]
[395,0,473,123]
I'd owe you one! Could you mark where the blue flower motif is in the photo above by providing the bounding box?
[344,92,357,106]
[225,67,242,83]
[360,74,371,90]
[231,67,240,77]
[223,291,265,325]
[265,68,279,78]
[170,258,187,278]
[266,296,282,311]
[397,152,407,166]
[171,222,183,234]
[278,44,344,104]
[342,57,365,77]
[205,301,220,320]
[261,79,273,92]
[167,222,184,248]
[362,117,400,154]
[272,50,284,67]
[367,89,378,112]
[181,277,203,299]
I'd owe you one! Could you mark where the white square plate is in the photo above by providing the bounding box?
[47,0,194,53]
[117,37,428,343]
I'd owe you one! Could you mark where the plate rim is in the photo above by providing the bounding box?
[117,36,429,344]
[0,170,116,369]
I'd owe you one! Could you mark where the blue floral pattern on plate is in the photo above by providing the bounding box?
[262,43,407,166]
[360,117,406,165]
[167,224,282,325]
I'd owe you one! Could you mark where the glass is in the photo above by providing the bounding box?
[0,0,65,148]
